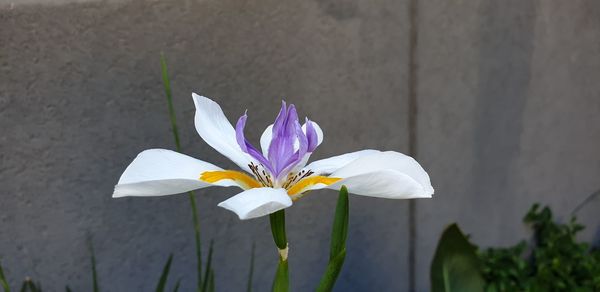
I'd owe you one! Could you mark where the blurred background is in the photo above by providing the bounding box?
[1,0,599,291]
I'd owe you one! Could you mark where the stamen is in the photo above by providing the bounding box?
[248,162,274,187]
[287,175,341,195]
[200,170,261,189]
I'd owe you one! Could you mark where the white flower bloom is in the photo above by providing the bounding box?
[113,94,434,219]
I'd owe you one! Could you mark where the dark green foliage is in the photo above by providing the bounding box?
[316,186,350,292]
[430,224,485,292]
[480,204,600,292]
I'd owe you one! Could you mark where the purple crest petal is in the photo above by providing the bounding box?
[305,118,319,152]
[235,112,273,173]
[268,103,298,175]
[237,101,319,179]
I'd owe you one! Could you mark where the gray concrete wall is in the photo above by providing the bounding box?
[0,0,598,291]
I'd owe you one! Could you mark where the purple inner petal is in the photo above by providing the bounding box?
[305,118,319,152]
[235,113,273,173]
[236,101,320,180]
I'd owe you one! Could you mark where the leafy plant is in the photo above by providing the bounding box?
[431,204,600,292]
[480,204,600,292]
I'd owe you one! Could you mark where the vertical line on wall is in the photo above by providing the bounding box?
[407,0,419,291]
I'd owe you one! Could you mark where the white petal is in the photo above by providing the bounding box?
[327,151,434,198]
[113,149,239,197]
[217,187,292,220]
[328,169,431,199]
[192,93,253,172]
[260,124,274,157]
[303,149,381,175]
[260,121,324,157]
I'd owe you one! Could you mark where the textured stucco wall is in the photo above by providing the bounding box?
[1,0,599,291]
[1,0,412,291]
[414,1,600,291]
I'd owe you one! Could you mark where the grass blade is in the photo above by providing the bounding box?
[172,279,181,292]
[246,242,255,292]
[88,241,99,292]
[208,269,215,292]
[160,53,182,150]
[160,53,203,291]
[201,240,214,292]
[0,260,10,292]
[155,254,174,292]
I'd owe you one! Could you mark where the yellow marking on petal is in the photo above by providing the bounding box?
[287,176,341,195]
[200,170,261,189]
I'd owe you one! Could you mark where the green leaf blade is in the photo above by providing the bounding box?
[271,259,289,292]
[201,241,214,292]
[159,53,203,291]
[329,186,349,261]
[317,186,350,292]
[431,224,485,292]
[155,254,173,292]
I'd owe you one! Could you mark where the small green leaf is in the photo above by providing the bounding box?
[201,240,214,292]
[65,286,72,292]
[246,242,255,292]
[431,224,484,292]
[269,210,287,250]
[0,260,10,292]
[155,254,173,292]
[271,259,289,292]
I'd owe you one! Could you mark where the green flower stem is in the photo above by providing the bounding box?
[269,210,289,292]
